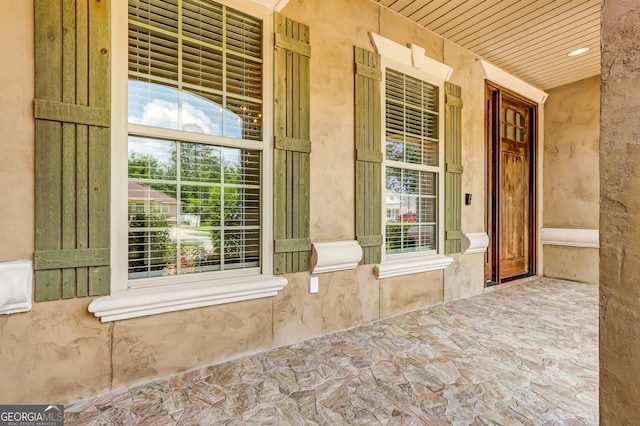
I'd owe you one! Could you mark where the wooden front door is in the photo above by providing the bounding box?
[486,84,536,284]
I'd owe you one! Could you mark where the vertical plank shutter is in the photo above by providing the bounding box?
[444,82,463,254]
[273,14,311,274]
[354,47,383,264]
[34,0,111,301]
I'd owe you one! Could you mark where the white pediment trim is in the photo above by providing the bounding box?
[250,0,290,12]
[478,59,548,104]
[369,33,453,81]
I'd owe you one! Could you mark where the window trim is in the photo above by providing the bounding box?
[89,0,284,322]
[371,35,454,278]
[381,57,446,261]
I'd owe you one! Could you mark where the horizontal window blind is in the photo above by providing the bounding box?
[384,68,440,255]
[128,0,263,140]
[128,138,261,279]
[127,0,264,281]
[385,69,439,167]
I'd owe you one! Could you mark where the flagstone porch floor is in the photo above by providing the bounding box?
[65,277,598,425]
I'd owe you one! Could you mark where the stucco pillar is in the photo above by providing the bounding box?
[600,1,640,422]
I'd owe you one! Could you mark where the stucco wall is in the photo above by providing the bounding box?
[600,1,640,423]
[543,76,600,284]
[0,0,532,404]
[544,75,600,229]
[442,39,486,300]
[0,0,34,261]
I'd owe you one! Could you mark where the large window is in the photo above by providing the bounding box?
[383,67,443,257]
[126,0,266,283]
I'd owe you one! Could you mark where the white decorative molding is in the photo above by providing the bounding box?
[477,59,548,104]
[374,255,453,279]
[369,33,453,81]
[250,0,290,11]
[540,228,599,248]
[370,33,412,67]
[311,240,363,274]
[89,275,288,322]
[410,44,454,81]
[462,232,489,255]
[0,260,32,315]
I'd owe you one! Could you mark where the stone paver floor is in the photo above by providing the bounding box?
[66,277,598,425]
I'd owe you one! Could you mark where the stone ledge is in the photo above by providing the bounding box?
[540,228,599,248]
[89,275,288,322]
[375,255,453,279]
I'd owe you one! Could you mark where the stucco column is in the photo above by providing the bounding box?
[600,1,640,422]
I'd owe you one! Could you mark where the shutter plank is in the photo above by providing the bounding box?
[76,0,89,295]
[273,14,311,274]
[89,0,110,109]
[88,127,111,295]
[274,136,311,153]
[76,125,89,297]
[34,0,62,101]
[355,47,382,264]
[34,0,111,301]
[62,123,77,299]
[35,121,64,301]
[35,248,110,270]
[286,150,294,272]
[62,0,77,298]
[88,0,111,296]
[298,151,310,271]
[34,99,110,127]
[445,82,463,255]
[273,149,287,274]
[275,238,311,253]
[35,0,64,301]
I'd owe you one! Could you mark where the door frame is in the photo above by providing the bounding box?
[485,81,538,285]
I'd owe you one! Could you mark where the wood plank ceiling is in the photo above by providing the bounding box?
[375,0,600,90]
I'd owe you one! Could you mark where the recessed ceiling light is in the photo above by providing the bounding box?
[567,47,589,57]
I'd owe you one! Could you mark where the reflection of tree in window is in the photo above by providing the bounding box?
[126,0,264,280]
[384,68,439,255]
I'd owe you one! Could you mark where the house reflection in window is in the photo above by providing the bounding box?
[128,80,243,139]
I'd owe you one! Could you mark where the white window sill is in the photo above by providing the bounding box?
[88,275,288,322]
[374,255,453,279]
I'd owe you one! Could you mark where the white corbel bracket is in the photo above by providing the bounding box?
[311,240,363,274]
[0,260,33,315]
[462,232,489,255]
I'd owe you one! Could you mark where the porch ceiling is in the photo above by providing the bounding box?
[375,0,601,90]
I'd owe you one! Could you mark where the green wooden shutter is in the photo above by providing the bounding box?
[444,82,463,254]
[273,14,311,274]
[354,47,383,264]
[34,0,111,301]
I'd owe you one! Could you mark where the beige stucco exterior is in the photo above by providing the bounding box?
[544,76,600,230]
[600,1,640,422]
[0,0,602,405]
[542,75,600,284]
[0,0,35,261]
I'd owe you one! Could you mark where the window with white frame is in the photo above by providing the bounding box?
[383,65,444,258]
[125,0,267,284]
